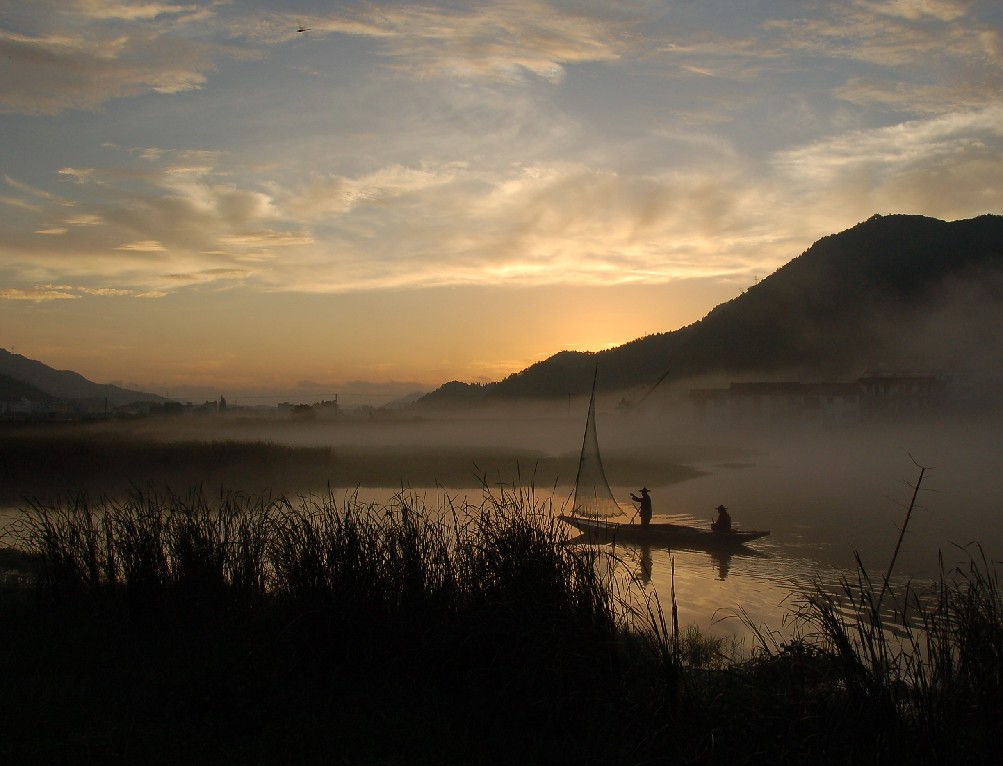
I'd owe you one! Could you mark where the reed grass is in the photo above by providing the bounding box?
[6,483,1002,765]
[10,485,673,764]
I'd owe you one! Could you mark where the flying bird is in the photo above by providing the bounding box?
[297,24,310,33]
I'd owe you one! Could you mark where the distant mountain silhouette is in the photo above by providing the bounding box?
[418,214,1003,403]
[0,348,167,406]
[382,390,437,409]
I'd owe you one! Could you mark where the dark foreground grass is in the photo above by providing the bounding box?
[4,488,671,765]
[3,487,1002,765]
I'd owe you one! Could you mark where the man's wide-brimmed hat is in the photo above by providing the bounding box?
[639,487,649,493]
[716,504,728,511]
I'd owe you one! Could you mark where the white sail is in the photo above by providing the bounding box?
[572,373,625,519]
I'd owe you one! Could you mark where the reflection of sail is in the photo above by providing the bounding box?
[573,372,624,519]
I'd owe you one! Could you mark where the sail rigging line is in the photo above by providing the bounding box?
[634,369,671,409]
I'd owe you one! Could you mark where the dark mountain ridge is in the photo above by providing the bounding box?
[0,349,167,406]
[419,213,1003,403]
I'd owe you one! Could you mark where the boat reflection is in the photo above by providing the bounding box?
[565,533,769,581]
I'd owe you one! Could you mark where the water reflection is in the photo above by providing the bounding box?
[566,531,770,582]
[628,542,749,588]
[559,521,795,644]
[583,531,940,651]
[639,545,651,584]
[625,539,813,645]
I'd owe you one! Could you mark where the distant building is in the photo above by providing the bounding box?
[856,372,946,418]
[691,381,861,426]
[314,398,339,420]
[192,400,219,415]
[2,396,45,419]
[1,396,77,421]
[291,403,316,421]
[692,374,948,426]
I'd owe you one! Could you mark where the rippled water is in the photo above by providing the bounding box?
[593,527,894,649]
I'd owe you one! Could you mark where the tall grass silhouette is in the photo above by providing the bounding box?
[7,479,1002,764]
[14,485,672,764]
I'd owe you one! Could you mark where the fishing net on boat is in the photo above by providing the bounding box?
[573,383,625,519]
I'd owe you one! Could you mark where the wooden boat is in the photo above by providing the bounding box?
[559,514,770,549]
[559,370,769,550]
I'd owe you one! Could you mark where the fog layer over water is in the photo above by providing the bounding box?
[4,396,1001,644]
[245,398,1002,644]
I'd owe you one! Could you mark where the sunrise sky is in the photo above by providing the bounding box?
[2,0,1002,404]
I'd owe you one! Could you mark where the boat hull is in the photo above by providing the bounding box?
[559,515,769,548]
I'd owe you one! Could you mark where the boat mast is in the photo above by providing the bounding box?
[572,369,599,503]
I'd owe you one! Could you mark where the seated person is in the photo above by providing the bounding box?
[711,504,732,532]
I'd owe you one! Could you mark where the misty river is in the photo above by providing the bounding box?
[3,411,1001,648]
[326,414,1003,647]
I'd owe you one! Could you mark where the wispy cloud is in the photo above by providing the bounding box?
[834,77,999,113]
[855,0,973,23]
[163,267,251,284]
[0,196,43,213]
[116,240,167,252]
[773,106,1003,180]
[0,0,239,114]
[70,1,210,23]
[5,174,60,200]
[0,282,167,300]
[770,105,1003,226]
[63,213,104,226]
[7,137,767,296]
[763,0,1000,75]
[354,1,625,83]
[0,287,78,301]
[234,1,626,82]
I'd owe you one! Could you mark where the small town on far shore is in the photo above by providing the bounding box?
[5,369,997,427]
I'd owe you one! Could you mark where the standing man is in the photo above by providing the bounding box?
[631,487,652,526]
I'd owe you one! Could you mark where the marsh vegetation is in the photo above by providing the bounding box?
[2,483,1001,764]
[0,422,708,505]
